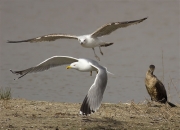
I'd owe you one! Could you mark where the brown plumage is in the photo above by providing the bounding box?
[145,65,176,107]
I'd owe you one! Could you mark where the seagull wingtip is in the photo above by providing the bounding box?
[79,111,89,116]
[10,69,19,75]
[10,69,14,73]
[143,17,148,20]
[7,40,15,43]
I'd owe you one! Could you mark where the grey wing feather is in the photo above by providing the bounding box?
[80,64,107,115]
[7,34,78,43]
[10,56,78,79]
[91,17,147,37]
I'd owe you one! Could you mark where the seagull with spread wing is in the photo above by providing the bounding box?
[10,56,112,115]
[8,17,147,60]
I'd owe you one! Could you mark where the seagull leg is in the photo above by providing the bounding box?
[90,71,92,76]
[92,48,100,61]
[99,46,103,55]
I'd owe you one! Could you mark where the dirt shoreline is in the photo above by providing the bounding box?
[0,99,180,130]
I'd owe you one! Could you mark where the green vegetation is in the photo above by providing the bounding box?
[0,87,12,100]
[0,87,12,108]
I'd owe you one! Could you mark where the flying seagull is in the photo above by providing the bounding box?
[8,17,147,60]
[145,65,176,107]
[10,56,112,115]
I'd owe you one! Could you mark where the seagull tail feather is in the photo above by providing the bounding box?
[100,42,114,47]
[103,66,114,75]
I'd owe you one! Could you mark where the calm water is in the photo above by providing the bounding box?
[0,0,179,104]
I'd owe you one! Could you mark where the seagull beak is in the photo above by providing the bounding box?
[66,66,71,69]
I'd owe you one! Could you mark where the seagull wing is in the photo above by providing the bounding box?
[80,63,107,115]
[7,34,78,43]
[10,56,78,79]
[91,17,147,37]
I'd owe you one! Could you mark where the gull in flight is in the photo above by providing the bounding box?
[8,17,147,60]
[10,56,112,115]
[145,65,176,107]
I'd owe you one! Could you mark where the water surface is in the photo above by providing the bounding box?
[0,0,179,103]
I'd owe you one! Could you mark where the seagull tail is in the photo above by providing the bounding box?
[103,66,114,75]
[107,70,114,75]
[100,42,114,47]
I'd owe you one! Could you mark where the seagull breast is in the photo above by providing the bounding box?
[77,59,96,72]
[80,35,101,48]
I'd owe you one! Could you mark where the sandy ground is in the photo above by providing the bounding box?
[0,99,180,130]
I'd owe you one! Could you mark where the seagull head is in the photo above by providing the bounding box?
[78,38,86,45]
[66,62,79,70]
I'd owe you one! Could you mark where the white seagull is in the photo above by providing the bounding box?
[10,56,112,115]
[8,17,147,60]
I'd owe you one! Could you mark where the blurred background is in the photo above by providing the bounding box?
[0,0,179,104]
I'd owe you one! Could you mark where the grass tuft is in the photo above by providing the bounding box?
[0,87,12,109]
[0,87,12,100]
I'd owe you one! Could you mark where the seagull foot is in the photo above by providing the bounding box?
[100,51,103,55]
[95,55,100,61]
[90,71,92,76]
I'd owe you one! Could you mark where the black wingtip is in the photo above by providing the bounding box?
[80,95,97,116]
[10,69,19,80]
[80,95,91,116]
[143,17,148,20]
[10,69,15,74]
[107,42,114,46]
[10,69,22,75]
[7,40,23,43]
[7,40,18,43]
[140,17,148,22]
[10,69,17,74]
